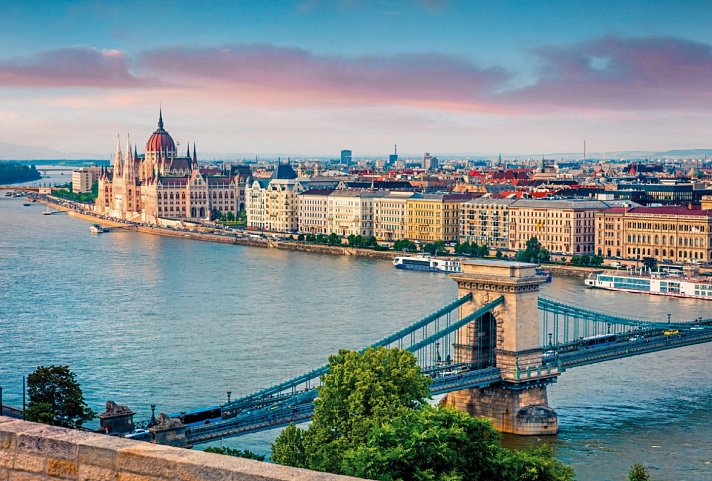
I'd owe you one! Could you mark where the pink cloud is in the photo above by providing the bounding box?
[504,36,712,111]
[0,47,141,88]
[138,44,511,113]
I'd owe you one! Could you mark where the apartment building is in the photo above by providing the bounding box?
[297,189,334,234]
[327,190,387,237]
[595,204,712,263]
[508,199,609,255]
[459,198,515,248]
[373,192,414,241]
[406,193,473,242]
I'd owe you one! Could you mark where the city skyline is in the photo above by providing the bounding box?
[2,0,712,157]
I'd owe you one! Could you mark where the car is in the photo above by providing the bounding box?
[628,335,642,342]
[690,326,705,331]
[663,329,680,336]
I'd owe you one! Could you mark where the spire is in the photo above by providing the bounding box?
[113,134,122,167]
[134,145,138,160]
[186,142,190,158]
[192,143,197,165]
[158,106,164,130]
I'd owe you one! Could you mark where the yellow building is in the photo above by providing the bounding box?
[595,205,712,263]
[406,194,472,242]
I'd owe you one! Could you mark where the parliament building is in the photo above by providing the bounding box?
[95,112,250,223]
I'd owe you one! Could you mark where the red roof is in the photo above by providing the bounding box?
[629,206,711,216]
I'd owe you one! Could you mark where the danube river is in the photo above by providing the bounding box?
[0,195,710,481]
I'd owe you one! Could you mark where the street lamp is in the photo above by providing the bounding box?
[226,391,232,403]
[548,333,553,347]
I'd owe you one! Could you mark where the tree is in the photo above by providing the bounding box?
[25,365,95,427]
[271,348,574,481]
[272,347,430,474]
[516,236,550,264]
[477,244,489,258]
[204,446,265,461]
[342,406,503,481]
[225,211,235,222]
[422,241,447,256]
[642,257,657,271]
[393,239,417,252]
[628,463,652,481]
[271,423,306,468]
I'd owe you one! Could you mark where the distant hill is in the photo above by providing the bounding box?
[0,140,105,161]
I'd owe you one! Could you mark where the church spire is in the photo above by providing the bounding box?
[186,142,190,158]
[158,107,164,130]
[192,143,197,166]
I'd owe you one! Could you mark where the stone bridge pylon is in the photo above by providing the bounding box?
[444,260,559,435]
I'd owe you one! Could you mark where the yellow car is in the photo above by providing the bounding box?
[663,329,680,336]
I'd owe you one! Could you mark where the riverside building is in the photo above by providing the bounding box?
[459,198,515,248]
[406,193,473,242]
[95,112,250,223]
[595,201,712,263]
[373,192,414,241]
[508,199,609,256]
[326,190,387,237]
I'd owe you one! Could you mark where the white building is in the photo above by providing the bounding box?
[327,190,387,237]
[72,167,101,193]
[373,192,414,241]
[298,189,334,234]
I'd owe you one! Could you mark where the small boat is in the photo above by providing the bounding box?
[22,203,31,207]
[393,255,462,273]
[42,206,52,215]
[536,268,552,282]
[89,224,108,234]
[4,191,12,197]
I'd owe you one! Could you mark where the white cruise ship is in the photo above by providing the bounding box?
[393,255,462,274]
[585,270,712,300]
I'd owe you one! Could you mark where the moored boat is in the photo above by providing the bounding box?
[585,270,712,300]
[89,224,108,234]
[393,255,462,273]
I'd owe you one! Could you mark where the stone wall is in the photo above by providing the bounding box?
[0,416,356,481]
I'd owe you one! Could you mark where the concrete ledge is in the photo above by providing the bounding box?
[0,417,360,481]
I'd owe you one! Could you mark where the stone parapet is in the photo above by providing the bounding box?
[0,416,359,481]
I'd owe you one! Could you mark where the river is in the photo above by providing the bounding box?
[0,192,709,481]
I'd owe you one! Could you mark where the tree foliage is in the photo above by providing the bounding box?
[515,237,551,264]
[25,365,95,427]
[569,255,603,267]
[271,348,574,481]
[393,239,418,252]
[271,423,307,468]
[203,446,265,461]
[628,463,652,481]
[641,257,657,271]
[454,241,489,257]
[422,241,447,256]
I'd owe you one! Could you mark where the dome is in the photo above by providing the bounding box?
[146,110,176,154]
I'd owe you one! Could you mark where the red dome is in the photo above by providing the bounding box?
[146,110,176,153]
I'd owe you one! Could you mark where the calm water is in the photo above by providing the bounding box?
[0,194,710,481]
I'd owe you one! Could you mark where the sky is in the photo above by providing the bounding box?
[1,0,712,159]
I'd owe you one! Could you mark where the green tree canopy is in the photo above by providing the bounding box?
[25,365,95,427]
[203,446,265,461]
[271,348,573,481]
[515,237,550,264]
[628,463,652,481]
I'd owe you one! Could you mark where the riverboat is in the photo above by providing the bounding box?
[585,270,712,300]
[393,255,462,273]
[89,224,108,234]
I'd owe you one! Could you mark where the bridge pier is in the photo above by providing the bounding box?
[445,260,558,435]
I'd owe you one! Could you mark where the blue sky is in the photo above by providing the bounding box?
[1,0,712,157]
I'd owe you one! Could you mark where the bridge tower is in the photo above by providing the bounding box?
[444,260,559,435]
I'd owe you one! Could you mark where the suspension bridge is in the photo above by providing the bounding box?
[139,260,711,446]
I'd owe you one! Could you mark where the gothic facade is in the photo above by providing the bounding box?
[95,112,251,223]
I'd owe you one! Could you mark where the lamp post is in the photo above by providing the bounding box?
[226,391,232,404]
